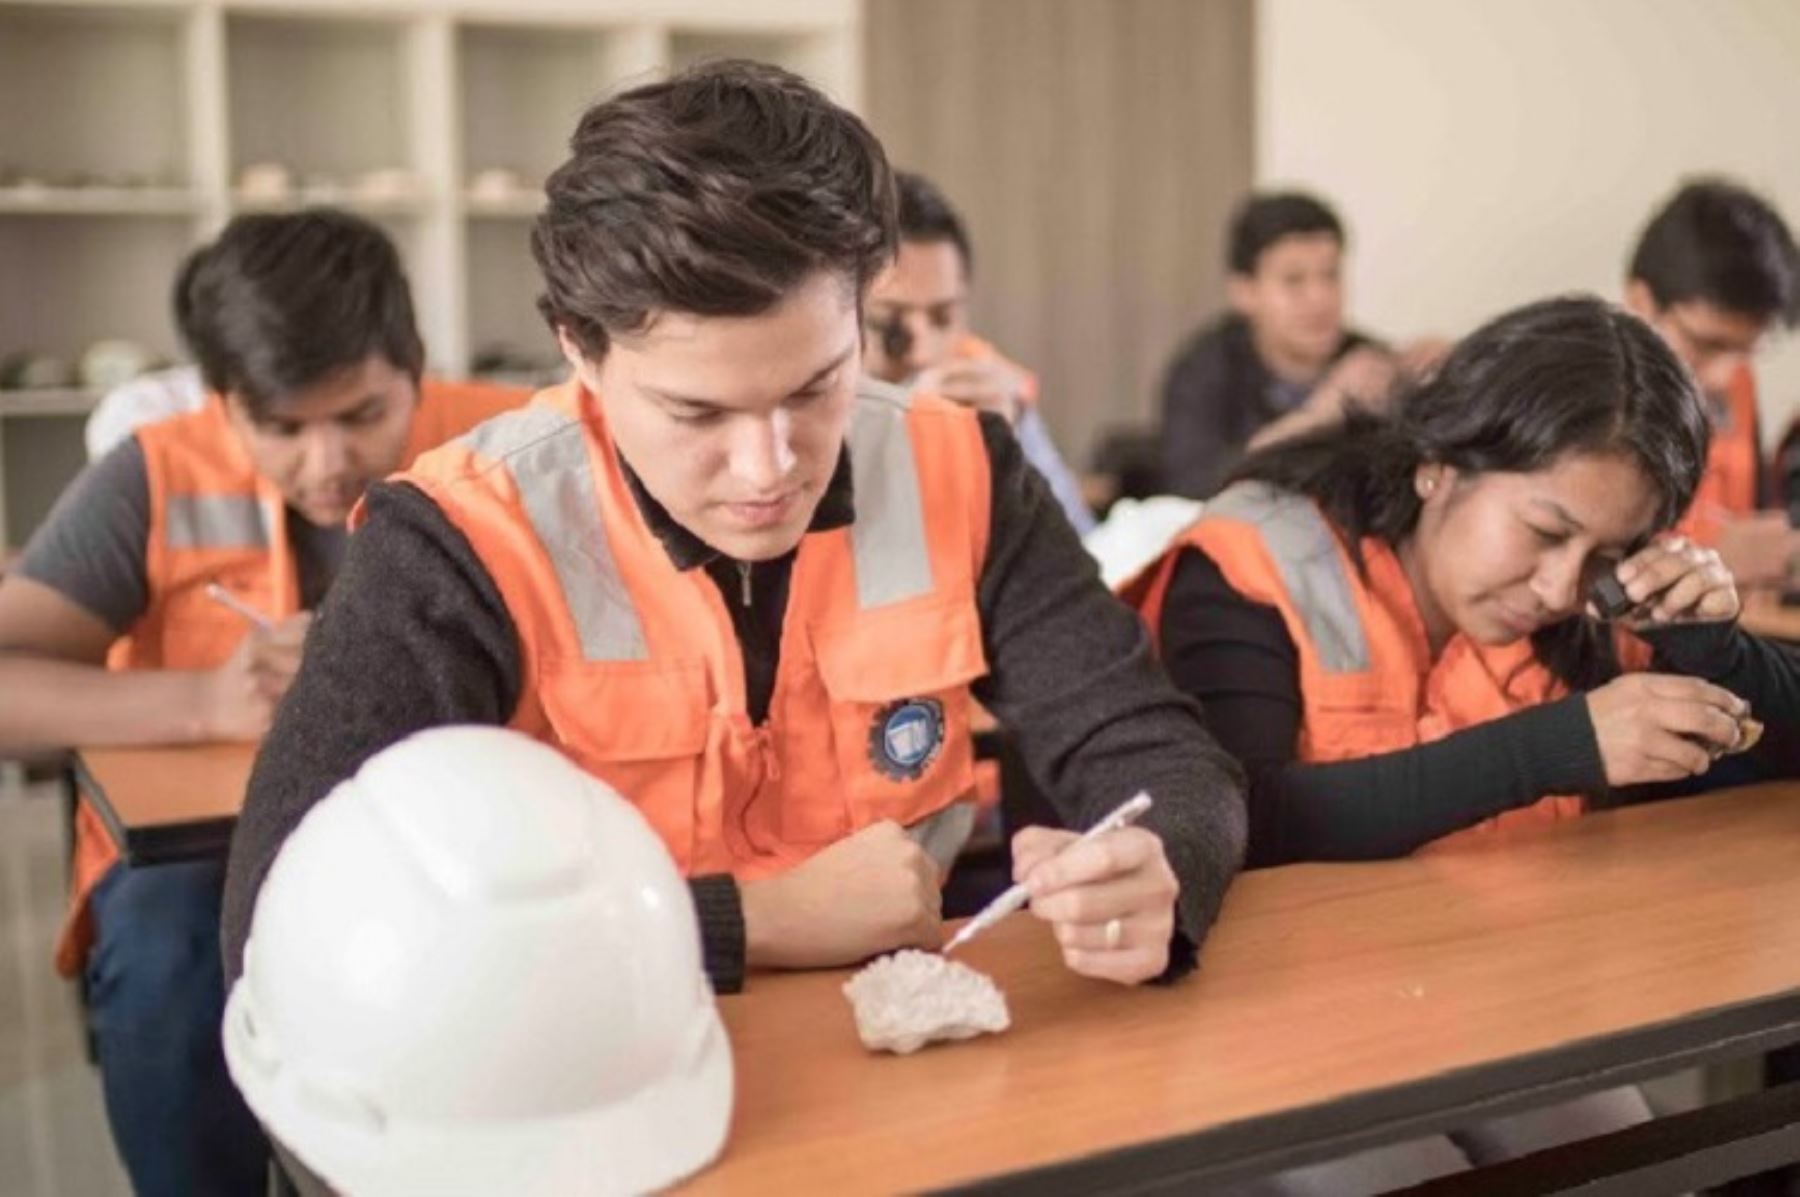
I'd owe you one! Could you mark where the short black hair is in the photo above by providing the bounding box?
[1227,191,1344,276]
[175,208,424,419]
[894,170,973,274]
[534,59,896,360]
[1628,179,1800,327]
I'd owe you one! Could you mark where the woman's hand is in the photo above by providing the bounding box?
[1612,534,1739,627]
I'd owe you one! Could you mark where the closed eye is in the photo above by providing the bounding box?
[339,402,385,427]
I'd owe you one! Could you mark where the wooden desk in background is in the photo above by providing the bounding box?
[73,742,256,866]
[689,785,1800,1194]
[1742,589,1800,643]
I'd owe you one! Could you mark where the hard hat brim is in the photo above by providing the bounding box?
[224,981,735,1197]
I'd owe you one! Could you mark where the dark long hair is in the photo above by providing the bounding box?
[1228,295,1711,690]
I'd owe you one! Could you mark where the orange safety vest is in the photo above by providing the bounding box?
[56,378,526,976]
[1680,364,1761,546]
[398,378,993,880]
[1133,482,1650,851]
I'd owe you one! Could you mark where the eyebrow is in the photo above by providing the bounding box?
[1528,497,1644,552]
[1692,333,1751,356]
[868,294,966,314]
[641,343,857,412]
[1526,497,1583,531]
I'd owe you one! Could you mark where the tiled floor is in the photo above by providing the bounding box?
[0,779,130,1197]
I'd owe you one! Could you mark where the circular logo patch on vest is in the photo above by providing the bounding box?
[868,698,946,781]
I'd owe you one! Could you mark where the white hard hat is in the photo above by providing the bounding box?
[223,726,732,1196]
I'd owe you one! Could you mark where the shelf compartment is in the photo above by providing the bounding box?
[0,5,191,191]
[0,215,192,369]
[464,219,560,383]
[225,13,414,190]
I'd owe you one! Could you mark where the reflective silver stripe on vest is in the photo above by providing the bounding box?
[164,495,268,550]
[848,379,934,609]
[907,801,977,874]
[464,406,648,662]
[1206,481,1369,674]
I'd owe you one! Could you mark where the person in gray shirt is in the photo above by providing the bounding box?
[0,209,443,1197]
[1159,191,1396,499]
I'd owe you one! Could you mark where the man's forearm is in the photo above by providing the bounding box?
[0,654,216,755]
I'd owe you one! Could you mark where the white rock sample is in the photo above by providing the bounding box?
[843,950,1010,1055]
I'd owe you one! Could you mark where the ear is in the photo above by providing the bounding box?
[1415,462,1453,502]
[219,390,256,432]
[555,326,603,390]
[1226,273,1257,317]
[1622,279,1658,321]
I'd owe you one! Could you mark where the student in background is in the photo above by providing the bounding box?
[1159,191,1398,499]
[1622,178,1800,587]
[0,209,522,1197]
[1138,296,1800,1191]
[862,171,1096,533]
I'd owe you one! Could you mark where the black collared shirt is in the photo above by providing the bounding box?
[622,447,855,725]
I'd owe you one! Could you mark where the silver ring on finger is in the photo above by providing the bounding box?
[1104,917,1124,950]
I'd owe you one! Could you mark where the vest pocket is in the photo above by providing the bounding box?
[1302,674,1420,761]
[805,597,988,839]
[147,568,283,670]
[535,657,710,869]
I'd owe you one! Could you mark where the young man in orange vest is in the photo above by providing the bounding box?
[0,210,521,1197]
[1622,179,1800,586]
[222,68,1247,1166]
[862,170,1096,534]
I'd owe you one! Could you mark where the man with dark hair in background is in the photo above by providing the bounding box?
[1159,190,1398,499]
[0,209,521,1196]
[862,170,1095,533]
[224,65,1247,1190]
[1623,178,1800,588]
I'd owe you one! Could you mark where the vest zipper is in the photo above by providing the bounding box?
[736,560,753,608]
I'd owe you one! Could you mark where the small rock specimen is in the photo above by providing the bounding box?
[843,950,1010,1055]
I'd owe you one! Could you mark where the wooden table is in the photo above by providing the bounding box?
[689,785,1800,1194]
[73,742,256,865]
[1742,589,1800,642]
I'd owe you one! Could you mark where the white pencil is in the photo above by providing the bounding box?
[942,792,1155,955]
[205,583,274,631]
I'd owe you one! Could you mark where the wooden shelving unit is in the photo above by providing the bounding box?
[0,0,862,547]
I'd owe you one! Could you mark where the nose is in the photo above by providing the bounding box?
[1699,353,1745,399]
[727,409,796,493]
[1531,549,1586,616]
[903,312,937,372]
[300,424,351,484]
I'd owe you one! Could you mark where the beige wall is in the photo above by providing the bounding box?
[865,0,1254,465]
[1258,0,1800,447]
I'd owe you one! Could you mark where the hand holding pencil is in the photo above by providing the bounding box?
[199,584,312,740]
[1002,793,1182,986]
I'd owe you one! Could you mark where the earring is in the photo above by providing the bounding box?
[1418,476,1436,497]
